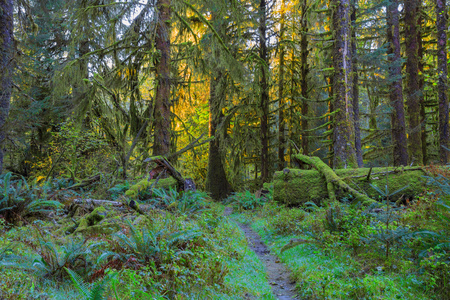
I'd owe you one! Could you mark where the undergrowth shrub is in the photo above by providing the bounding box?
[0,172,62,224]
[420,252,450,298]
[269,208,306,235]
[225,191,267,211]
[148,188,208,215]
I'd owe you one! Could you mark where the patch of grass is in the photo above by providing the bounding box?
[221,221,276,300]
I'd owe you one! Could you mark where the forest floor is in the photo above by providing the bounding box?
[224,207,298,300]
[0,174,448,299]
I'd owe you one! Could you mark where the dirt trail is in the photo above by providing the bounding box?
[224,207,298,300]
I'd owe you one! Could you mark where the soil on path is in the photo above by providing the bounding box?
[224,207,299,300]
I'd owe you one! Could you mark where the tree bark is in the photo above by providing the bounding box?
[259,0,270,183]
[436,0,449,164]
[332,0,357,168]
[300,0,310,156]
[387,0,408,166]
[206,73,232,201]
[153,0,171,156]
[278,0,286,170]
[351,0,363,167]
[0,0,13,174]
[405,0,423,165]
[417,9,427,165]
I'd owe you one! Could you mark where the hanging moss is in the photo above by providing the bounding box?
[273,167,426,206]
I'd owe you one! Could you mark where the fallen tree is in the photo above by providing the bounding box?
[274,155,427,206]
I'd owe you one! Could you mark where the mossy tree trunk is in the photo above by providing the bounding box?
[153,0,171,156]
[278,0,286,170]
[331,0,357,168]
[417,9,427,165]
[436,0,449,164]
[405,0,423,165]
[206,72,232,201]
[0,0,13,174]
[300,0,310,156]
[351,0,362,167]
[259,0,270,183]
[386,0,408,166]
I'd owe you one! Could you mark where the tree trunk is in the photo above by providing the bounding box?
[332,0,357,168]
[153,0,171,156]
[259,0,270,183]
[405,0,423,165]
[417,9,427,165]
[206,73,232,201]
[387,0,408,166]
[436,0,449,164]
[351,0,363,167]
[278,0,286,170]
[300,0,310,156]
[0,0,13,174]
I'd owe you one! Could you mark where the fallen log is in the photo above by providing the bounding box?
[144,156,196,192]
[294,155,375,205]
[274,155,427,206]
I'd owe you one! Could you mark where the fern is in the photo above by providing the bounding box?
[66,268,117,300]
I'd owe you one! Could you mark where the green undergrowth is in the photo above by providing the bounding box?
[0,176,277,299]
[232,201,435,300]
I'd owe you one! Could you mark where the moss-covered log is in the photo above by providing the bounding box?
[274,156,426,206]
[294,155,375,204]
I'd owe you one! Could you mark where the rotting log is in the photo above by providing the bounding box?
[144,156,196,192]
[274,155,427,206]
[295,155,375,204]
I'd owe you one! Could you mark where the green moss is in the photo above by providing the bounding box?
[125,177,177,199]
[273,167,426,205]
[74,206,118,234]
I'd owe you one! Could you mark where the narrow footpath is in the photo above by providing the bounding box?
[224,208,299,300]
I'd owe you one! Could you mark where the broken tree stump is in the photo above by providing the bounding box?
[144,156,196,192]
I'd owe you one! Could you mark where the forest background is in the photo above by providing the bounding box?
[0,0,449,198]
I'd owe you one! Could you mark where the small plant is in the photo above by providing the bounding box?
[66,267,118,300]
[363,181,412,258]
[147,188,208,214]
[225,191,267,211]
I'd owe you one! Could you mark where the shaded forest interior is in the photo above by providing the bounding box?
[1,0,449,194]
[1,0,450,299]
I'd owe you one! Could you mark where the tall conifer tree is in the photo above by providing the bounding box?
[436,0,448,163]
[0,0,13,174]
[387,0,408,166]
[153,0,172,156]
[331,0,357,168]
[405,0,423,165]
[259,0,270,182]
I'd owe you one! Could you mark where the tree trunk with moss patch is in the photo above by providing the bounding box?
[153,0,171,156]
[0,0,13,174]
[405,0,423,165]
[206,73,232,201]
[387,0,408,166]
[332,0,357,168]
[351,0,362,167]
[436,0,448,164]
[278,0,286,170]
[300,0,310,156]
[259,0,270,183]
